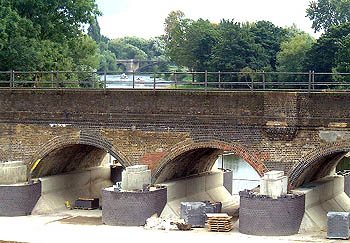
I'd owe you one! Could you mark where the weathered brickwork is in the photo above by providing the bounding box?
[2,89,350,186]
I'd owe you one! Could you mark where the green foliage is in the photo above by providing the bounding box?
[0,0,100,75]
[332,35,350,83]
[306,0,350,32]
[277,34,315,73]
[305,23,350,73]
[276,34,315,82]
[164,12,290,76]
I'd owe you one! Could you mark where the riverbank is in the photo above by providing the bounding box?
[0,210,341,243]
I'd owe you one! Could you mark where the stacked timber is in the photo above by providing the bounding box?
[206,213,232,232]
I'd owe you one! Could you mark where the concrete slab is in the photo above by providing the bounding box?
[299,212,320,232]
[321,199,343,213]
[333,176,345,195]
[306,205,327,229]
[334,193,350,211]
[186,175,206,195]
[205,172,222,190]
[32,166,112,215]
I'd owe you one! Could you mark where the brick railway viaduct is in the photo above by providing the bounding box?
[1,88,350,187]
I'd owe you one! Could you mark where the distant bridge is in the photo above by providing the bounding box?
[116,59,163,72]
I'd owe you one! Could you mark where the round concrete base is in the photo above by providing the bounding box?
[0,180,42,216]
[239,190,305,236]
[102,186,167,226]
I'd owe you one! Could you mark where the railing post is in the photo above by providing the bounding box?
[103,70,107,90]
[174,71,177,89]
[51,71,54,88]
[132,71,135,89]
[153,72,156,91]
[251,72,254,92]
[218,71,221,89]
[10,70,14,88]
[56,71,59,88]
[308,70,311,93]
[205,70,208,92]
[312,70,315,90]
[263,71,265,90]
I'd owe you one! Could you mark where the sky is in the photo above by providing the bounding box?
[95,0,319,39]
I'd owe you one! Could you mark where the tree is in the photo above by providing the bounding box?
[211,20,268,72]
[305,23,350,73]
[276,34,315,81]
[0,0,100,72]
[306,0,350,32]
[333,34,350,83]
[10,0,100,41]
[250,21,288,70]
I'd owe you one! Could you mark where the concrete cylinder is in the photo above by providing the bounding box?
[239,190,305,236]
[102,186,167,226]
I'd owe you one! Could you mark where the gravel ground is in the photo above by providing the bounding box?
[0,210,345,243]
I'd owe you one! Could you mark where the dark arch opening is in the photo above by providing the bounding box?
[32,144,111,178]
[291,151,348,188]
[156,148,223,183]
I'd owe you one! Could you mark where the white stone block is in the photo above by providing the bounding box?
[121,169,151,191]
[0,161,27,184]
[264,170,284,180]
[260,175,288,198]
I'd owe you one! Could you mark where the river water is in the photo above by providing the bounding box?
[217,154,260,195]
[104,74,172,89]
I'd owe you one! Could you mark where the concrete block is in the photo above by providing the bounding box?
[121,169,151,191]
[264,170,284,180]
[293,186,319,209]
[0,162,27,184]
[327,212,350,239]
[333,176,344,195]
[318,179,334,203]
[260,176,288,198]
[161,181,186,201]
[125,165,148,173]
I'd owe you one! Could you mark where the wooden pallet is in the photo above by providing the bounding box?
[206,213,233,232]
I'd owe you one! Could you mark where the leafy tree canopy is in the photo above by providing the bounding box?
[0,0,100,71]
[306,0,350,32]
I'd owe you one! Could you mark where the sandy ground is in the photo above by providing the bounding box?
[0,210,344,243]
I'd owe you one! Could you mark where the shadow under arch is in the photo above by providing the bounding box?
[289,141,350,188]
[154,139,268,183]
[28,133,131,177]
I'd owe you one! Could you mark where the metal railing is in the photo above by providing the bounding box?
[1,70,350,92]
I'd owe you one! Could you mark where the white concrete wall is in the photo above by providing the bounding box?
[0,161,27,184]
[159,171,237,218]
[293,175,350,232]
[32,166,112,214]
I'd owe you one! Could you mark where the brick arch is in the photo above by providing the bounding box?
[154,139,268,180]
[289,141,350,187]
[28,132,132,170]
[0,149,7,161]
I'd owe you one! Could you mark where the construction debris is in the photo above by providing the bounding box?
[206,213,233,232]
[144,215,184,231]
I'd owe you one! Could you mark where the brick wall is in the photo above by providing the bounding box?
[1,89,350,186]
